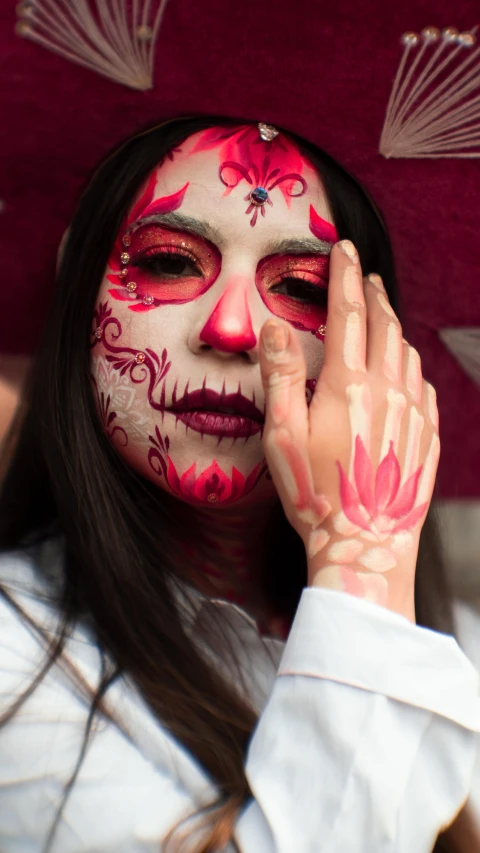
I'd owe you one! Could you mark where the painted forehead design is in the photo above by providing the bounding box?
[106,122,339,316]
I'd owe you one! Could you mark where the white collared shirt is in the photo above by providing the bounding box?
[1,543,480,852]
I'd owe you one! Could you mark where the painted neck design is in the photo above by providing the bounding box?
[167,496,287,636]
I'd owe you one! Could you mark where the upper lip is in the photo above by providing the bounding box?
[166,383,265,423]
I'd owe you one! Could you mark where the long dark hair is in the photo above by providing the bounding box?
[0,116,470,852]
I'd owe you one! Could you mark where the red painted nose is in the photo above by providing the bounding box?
[199,277,257,353]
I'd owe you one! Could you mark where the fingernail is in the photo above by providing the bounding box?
[262,321,289,352]
[338,240,359,263]
[367,273,384,291]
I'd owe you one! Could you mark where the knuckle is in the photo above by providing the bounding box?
[424,379,436,398]
[333,302,364,321]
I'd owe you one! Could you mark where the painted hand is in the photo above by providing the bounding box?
[259,240,440,621]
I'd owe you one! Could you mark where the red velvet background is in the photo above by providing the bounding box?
[0,0,479,496]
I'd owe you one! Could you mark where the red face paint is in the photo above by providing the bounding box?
[107,177,192,307]
[309,204,338,244]
[136,182,189,220]
[256,253,329,333]
[190,125,309,226]
[199,275,256,352]
[164,455,267,505]
[107,225,221,310]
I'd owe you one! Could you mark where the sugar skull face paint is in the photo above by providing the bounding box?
[91,124,338,508]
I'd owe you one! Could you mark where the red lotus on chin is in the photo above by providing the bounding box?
[165,457,267,505]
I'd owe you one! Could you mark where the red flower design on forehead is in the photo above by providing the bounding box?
[190,124,309,226]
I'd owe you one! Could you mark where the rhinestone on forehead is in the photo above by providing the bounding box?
[249,186,269,206]
[258,122,279,142]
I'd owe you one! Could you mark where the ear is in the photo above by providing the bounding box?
[56,227,70,273]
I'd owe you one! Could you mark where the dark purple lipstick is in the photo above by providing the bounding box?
[166,382,264,438]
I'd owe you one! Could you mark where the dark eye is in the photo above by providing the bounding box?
[272,277,328,305]
[134,252,201,278]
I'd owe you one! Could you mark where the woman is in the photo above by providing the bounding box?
[0,115,478,852]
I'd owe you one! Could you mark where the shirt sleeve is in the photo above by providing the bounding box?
[235,587,480,853]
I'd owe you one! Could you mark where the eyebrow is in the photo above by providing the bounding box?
[132,212,333,255]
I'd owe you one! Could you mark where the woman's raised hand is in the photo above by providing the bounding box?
[259,240,440,622]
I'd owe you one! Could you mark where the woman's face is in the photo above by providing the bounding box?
[90,125,338,507]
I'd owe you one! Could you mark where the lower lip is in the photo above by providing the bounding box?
[167,409,263,437]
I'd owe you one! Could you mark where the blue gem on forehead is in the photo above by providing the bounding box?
[250,186,269,206]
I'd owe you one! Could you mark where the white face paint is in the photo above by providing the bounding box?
[90,125,337,507]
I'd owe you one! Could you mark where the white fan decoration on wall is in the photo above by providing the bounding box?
[380,25,480,158]
[438,328,480,388]
[15,0,169,90]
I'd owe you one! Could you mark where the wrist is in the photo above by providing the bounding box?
[307,561,416,623]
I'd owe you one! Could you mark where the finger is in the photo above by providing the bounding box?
[320,240,367,380]
[259,318,308,436]
[364,273,403,385]
[422,379,439,434]
[402,341,423,407]
[416,381,441,507]
[259,319,330,529]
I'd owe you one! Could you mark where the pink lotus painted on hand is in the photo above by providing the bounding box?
[165,458,267,505]
[337,435,428,542]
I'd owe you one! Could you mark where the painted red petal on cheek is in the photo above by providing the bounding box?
[309,204,338,244]
[128,302,158,312]
[129,170,158,224]
[138,182,189,219]
[107,288,136,302]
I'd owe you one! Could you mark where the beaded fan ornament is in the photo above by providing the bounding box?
[378,24,480,389]
[380,25,480,158]
[15,0,169,90]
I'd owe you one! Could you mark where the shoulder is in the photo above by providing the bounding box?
[0,543,101,709]
[0,546,197,851]
[0,543,63,678]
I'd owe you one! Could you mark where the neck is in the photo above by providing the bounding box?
[167,494,281,630]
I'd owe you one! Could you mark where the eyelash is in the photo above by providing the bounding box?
[132,246,202,274]
[271,274,328,305]
[130,247,328,305]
